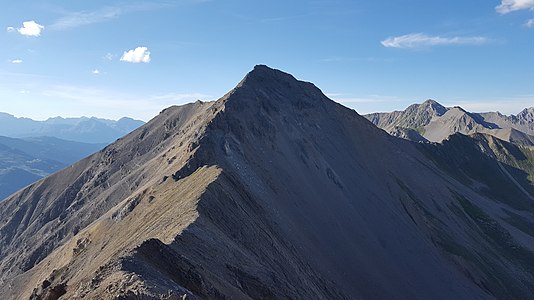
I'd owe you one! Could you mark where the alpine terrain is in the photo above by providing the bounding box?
[364,100,534,145]
[1,66,534,299]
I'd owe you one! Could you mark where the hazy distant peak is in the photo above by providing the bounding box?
[117,116,135,122]
[0,112,31,121]
[46,116,65,121]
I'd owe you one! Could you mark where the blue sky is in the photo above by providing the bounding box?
[1,0,533,121]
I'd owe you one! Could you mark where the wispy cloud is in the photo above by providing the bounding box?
[48,2,183,30]
[526,19,534,27]
[8,21,44,37]
[92,69,101,75]
[104,53,114,61]
[49,7,122,30]
[381,33,489,49]
[121,47,151,63]
[496,0,534,14]
[10,59,23,64]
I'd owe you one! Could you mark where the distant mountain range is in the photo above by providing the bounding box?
[0,136,106,200]
[364,100,534,145]
[0,113,145,144]
[0,114,143,200]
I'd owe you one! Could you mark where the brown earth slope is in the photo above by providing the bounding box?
[1,66,534,299]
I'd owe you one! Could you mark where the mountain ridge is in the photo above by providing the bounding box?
[364,100,534,145]
[1,66,534,299]
[0,113,144,144]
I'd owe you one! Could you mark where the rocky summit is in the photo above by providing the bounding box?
[1,65,534,299]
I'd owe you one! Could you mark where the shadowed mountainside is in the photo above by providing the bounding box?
[1,66,534,299]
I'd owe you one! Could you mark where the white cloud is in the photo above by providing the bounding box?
[10,59,23,64]
[526,19,534,27]
[104,53,114,61]
[92,69,101,75]
[381,33,488,49]
[120,47,151,63]
[16,21,44,37]
[496,0,534,14]
[6,26,15,32]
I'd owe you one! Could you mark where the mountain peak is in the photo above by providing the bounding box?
[3,66,534,299]
[421,99,447,115]
[422,99,439,105]
[225,65,330,112]
[518,107,534,115]
[517,107,534,122]
[237,64,300,88]
[253,64,274,72]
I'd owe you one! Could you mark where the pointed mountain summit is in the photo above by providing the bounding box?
[1,66,534,299]
[222,64,333,114]
[365,99,447,135]
[517,107,534,123]
[420,99,448,115]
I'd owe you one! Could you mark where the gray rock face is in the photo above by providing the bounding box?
[1,65,534,299]
[364,101,534,145]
